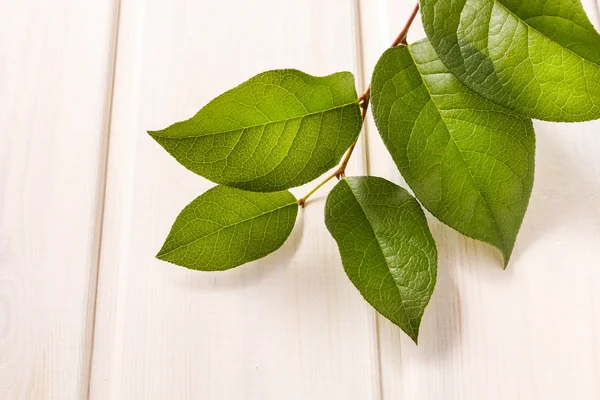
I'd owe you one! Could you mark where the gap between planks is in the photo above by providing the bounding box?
[83,0,123,399]
[84,0,383,398]
[351,1,384,399]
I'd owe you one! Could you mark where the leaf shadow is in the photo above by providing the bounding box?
[376,124,600,377]
[510,121,600,264]
[377,219,462,363]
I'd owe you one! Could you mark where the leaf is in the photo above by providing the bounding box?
[420,0,600,122]
[371,40,535,266]
[325,176,437,342]
[149,69,362,192]
[157,185,298,271]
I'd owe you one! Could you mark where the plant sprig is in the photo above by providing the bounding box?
[149,0,600,342]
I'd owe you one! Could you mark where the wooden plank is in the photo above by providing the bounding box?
[89,1,381,398]
[0,1,119,398]
[359,1,600,399]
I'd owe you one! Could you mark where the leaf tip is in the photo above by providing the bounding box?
[147,129,160,139]
[397,320,421,344]
[501,247,513,269]
[405,322,421,344]
[155,245,169,261]
[409,331,419,345]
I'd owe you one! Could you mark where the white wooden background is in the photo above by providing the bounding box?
[2,0,600,399]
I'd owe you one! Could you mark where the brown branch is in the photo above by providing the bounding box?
[298,1,420,208]
[353,2,420,115]
[391,2,420,47]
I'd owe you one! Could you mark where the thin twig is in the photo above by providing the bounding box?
[298,2,420,208]
[391,2,420,47]
[354,2,420,112]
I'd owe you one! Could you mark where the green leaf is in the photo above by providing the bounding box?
[149,69,362,192]
[325,176,437,342]
[157,185,298,271]
[371,40,535,266]
[420,0,600,122]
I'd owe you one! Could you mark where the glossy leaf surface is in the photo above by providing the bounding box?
[371,40,535,265]
[150,69,362,191]
[157,185,298,270]
[420,0,600,121]
[325,176,437,342]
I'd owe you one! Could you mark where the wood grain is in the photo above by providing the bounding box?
[359,1,600,399]
[3,0,600,398]
[0,0,119,398]
[89,1,381,399]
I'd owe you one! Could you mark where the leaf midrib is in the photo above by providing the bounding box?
[151,102,359,139]
[344,180,419,337]
[157,201,296,258]
[405,46,509,255]
[486,0,600,67]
